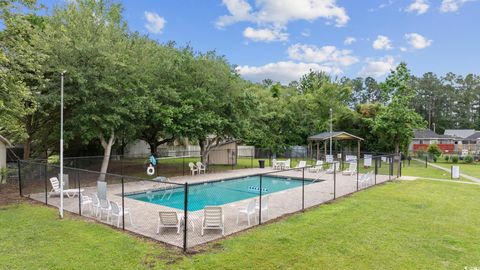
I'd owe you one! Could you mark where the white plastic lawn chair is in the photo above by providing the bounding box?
[91,193,101,217]
[196,162,207,174]
[98,199,111,220]
[48,177,84,198]
[157,211,182,234]
[188,162,198,175]
[284,159,291,169]
[342,162,357,176]
[201,206,225,236]
[295,160,306,170]
[109,201,133,228]
[308,160,324,173]
[272,159,279,170]
[80,194,93,215]
[256,195,269,220]
[325,162,339,174]
[236,199,256,226]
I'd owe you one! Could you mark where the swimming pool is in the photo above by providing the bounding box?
[127,176,316,211]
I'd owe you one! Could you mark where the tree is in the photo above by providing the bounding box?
[373,63,425,154]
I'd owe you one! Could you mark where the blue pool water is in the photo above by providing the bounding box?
[127,176,314,211]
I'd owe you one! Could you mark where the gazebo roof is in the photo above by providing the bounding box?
[0,135,11,147]
[307,131,364,141]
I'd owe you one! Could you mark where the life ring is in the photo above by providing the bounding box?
[147,164,155,176]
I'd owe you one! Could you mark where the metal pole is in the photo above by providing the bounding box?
[183,182,188,252]
[182,154,185,176]
[374,158,377,185]
[78,171,81,216]
[425,156,428,168]
[302,168,305,211]
[44,164,48,205]
[259,175,263,224]
[122,177,125,230]
[60,71,66,219]
[333,162,336,199]
[329,108,333,155]
[17,160,22,196]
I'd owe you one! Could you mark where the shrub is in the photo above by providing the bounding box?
[416,150,426,158]
[464,155,474,164]
[48,155,60,164]
[444,155,449,162]
[427,144,442,158]
[433,156,437,163]
[451,155,459,163]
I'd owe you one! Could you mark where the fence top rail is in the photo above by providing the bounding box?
[18,160,184,186]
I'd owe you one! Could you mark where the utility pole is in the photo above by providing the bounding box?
[329,108,333,155]
[60,71,66,218]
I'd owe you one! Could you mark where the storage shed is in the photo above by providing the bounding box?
[0,135,12,170]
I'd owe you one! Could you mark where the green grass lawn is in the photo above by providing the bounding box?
[402,159,471,181]
[2,179,480,269]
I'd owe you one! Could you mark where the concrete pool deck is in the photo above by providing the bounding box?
[28,167,392,249]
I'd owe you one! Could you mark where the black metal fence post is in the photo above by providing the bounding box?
[182,154,185,176]
[333,162,336,200]
[77,171,81,216]
[259,175,263,224]
[399,154,402,177]
[17,160,22,197]
[425,156,428,168]
[122,177,125,230]
[356,159,359,191]
[374,158,377,185]
[302,167,305,212]
[388,156,392,181]
[44,163,48,205]
[183,182,189,252]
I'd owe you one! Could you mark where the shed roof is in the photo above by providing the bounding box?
[307,131,364,141]
[464,131,480,141]
[0,135,11,147]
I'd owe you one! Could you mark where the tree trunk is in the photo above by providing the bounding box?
[199,140,206,163]
[148,142,157,155]
[23,137,32,160]
[98,132,115,182]
[394,141,400,155]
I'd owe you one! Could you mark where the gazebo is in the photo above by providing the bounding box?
[307,131,363,160]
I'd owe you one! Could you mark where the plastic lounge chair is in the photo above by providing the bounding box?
[256,195,269,219]
[236,199,256,226]
[157,211,182,234]
[308,160,324,173]
[284,159,291,169]
[295,160,307,170]
[272,159,279,170]
[48,177,84,198]
[325,162,339,174]
[80,194,93,215]
[196,162,207,174]
[91,193,101,217]
[109,201,133,228]
[201,206,225,236]
[188,162,198,175]
[342,162,357,176]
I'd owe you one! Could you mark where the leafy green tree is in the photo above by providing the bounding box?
[373,63,425,154]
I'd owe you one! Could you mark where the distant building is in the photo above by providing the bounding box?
[444,129,476,139]
[410,129,460,153]
[463,131,480,154]
[0,135,12,170]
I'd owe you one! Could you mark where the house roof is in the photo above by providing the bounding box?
[0,135,11,147]
[414,129,458,140]
[307,131,364,141]
[444,129,476,139]
[464,131,480,141]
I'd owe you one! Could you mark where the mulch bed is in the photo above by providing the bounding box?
[0,184,24,205]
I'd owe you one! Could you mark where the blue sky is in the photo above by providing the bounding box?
[39,0,480,84]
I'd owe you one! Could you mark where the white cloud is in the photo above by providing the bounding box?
[144,11,166,34]
[344,37,356,45]
[400,47,408,52]
[372,35,393,50]
[405,33,432,49]
[243,27,288,42]
[406,0,430,14]
[301,29,311,37]
[440,0,473,12]
[287,43,358,66]
[358,56,397,78]
[216,0,349,29]
[237,61,342,84]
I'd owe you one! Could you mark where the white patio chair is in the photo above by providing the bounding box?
[157,211,182,234]
[201,206,225,236]
[109,201,133,228]
[325,162,339,174]
[272,159,279,170]
[91,193,101,217]
[308,160,324,173]
[294,160,306,170]
[256,195,269,220]
[342,162,357,176]
[284,159,291,169]
[48,177,84,198]
[196,161,207,174]
[236,199,256,226]
[80,194,93,215]
[98,199,111,220]
[188,162,198,175]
